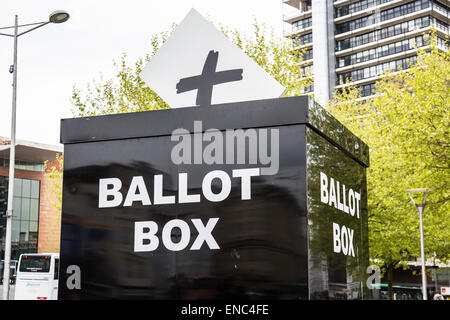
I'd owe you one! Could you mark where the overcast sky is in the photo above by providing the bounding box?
[0,0,287,146]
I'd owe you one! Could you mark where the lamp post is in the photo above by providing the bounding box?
[1,10,69,300]
[406,188,432,301]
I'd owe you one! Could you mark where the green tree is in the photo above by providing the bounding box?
[44,153,63,212]
[330,36,450,299]
[71,21,311,116]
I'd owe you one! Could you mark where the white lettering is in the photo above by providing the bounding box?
[190,218,220,250]
[320,172,328,204]
[99,178,123,208]
[134,221,159,252]
[134,218,220,252]
[355,192,361,218]
[348,189,355,216]
[232,168,260,200]
[202,170,231,202]
[162,219,191,251]
[341,225,348,256]
[329,178,337,208]
[319,172,361,219]
[178,173,201,203]
[154,175,175,205]
[332,223,356,257]
[123,176,151,207]
[348,228,355,257]
[333,222,341,253]
[342,184,349,214]
[337,181,344,211]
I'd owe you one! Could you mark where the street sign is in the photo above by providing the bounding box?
[140,8,286,108]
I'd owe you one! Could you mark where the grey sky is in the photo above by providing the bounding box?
[0,0,285,146]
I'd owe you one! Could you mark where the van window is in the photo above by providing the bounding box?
[19,255,51,273]
[54,259,60,280]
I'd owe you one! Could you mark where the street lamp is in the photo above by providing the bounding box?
[406,188,432,301]
[0,10,69,301]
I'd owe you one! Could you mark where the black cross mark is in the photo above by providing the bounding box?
[176,50,243,107]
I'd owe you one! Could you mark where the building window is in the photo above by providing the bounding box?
[303,49,313,60]
[335,0,432,35]
[337,56,417,84]
[360,83,377,97]
[335,16,445,52]
[300,0,312,12]
[335,0,394,18]
[293,33,313,47]
[337,35,429,67]
[292,17,312,32]
[0,176,40,260]
[0,158,44,172]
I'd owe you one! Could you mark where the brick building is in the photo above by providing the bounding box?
[0,137,62,261]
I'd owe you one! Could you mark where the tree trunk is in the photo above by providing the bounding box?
[387,264,394,300]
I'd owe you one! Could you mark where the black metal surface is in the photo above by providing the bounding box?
[60,96,309,144]
[58,96,369,300]
[60,96,368,167]
[306,128,369,300]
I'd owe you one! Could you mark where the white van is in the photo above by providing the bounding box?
[14,253,59,300]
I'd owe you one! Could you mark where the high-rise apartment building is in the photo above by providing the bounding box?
[283,0,449,105]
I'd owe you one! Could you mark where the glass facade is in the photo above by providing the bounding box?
[336,0,431,34]
[337,55,417,84]
[303,48,313,60]
[0,158,44,172]
[335,16,435,51]
[0,176,40,261]
[294,32,313,46]
[335,0,394,18]
[300,0,312,12]
[337,35,428,68]
[360,83,377,97]
[292,17,312,33]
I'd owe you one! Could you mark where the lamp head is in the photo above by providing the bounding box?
[49,10,70,24]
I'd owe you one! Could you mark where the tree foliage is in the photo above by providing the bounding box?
[329,36,450,276]
[44,153,63,213]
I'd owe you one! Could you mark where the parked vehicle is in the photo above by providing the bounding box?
[14,253,59,300]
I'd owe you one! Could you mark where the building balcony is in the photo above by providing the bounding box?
[335,25,431,56]
[283,9,312,24]
[334,0,404,24]
[336,47,419,73]
[283,0,301,9]
[284,25,312,38]
[334,0,361,7]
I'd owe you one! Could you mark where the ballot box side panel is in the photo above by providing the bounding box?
[306,127,369,300]
[58,124,309,300]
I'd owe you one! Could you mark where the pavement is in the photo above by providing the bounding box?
[0,284,15,300]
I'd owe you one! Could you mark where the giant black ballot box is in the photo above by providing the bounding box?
[59,96,370,299]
